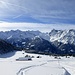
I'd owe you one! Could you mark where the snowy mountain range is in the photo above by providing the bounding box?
[0,30,49,41]
[49,29,75,44]
[0,29,75,55]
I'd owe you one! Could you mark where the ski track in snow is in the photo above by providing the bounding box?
[16,62,47,75]
[61,62,75,75]
[17,59,70,75]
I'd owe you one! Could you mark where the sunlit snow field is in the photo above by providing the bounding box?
[0,51,74,75]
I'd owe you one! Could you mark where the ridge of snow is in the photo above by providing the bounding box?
[7,35,12,39]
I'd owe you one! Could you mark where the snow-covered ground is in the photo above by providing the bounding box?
[0,51,74,75]
[60,57,75,75]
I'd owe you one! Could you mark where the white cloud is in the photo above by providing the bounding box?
[0,22,75,32]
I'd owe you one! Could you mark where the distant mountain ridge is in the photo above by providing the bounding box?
[0,29,75,55]
[0,30,49,41]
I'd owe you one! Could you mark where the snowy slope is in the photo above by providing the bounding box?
[0,51,72,75]
[60,57,75,75]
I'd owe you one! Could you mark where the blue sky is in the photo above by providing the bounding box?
[0,0,75,32]
[0,0,75,24]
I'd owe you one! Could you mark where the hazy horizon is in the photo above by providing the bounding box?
[0,22,75,32]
